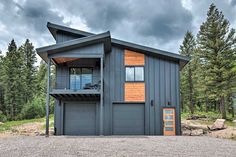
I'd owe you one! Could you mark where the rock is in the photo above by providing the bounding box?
[0,122,4,125]
[209,119,227,131]
[191,129,204,136]
[182,129,191,136]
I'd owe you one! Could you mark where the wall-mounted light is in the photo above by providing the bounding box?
[167,101,171,106]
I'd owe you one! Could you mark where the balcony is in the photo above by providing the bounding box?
[50,75,101,101]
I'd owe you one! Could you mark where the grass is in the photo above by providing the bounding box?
[0,114,54,132]
[181,111,235,126]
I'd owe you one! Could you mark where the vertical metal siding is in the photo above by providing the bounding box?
[145,55,180,135]
[103,46,124,135]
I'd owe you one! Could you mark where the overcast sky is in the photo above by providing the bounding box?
[0,0,236,59]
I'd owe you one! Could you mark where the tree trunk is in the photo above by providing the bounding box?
[188,67,194,114]
[205,92,209,112]
[220,96,226,119]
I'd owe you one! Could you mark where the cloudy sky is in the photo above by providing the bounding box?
[0,0,236,59]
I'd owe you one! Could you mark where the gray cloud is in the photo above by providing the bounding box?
[0,0,67,54]
[0,0,235,56]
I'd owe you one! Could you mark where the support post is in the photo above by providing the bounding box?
[45,58,51,136]
[100,56,104,135]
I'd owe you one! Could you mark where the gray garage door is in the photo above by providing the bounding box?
[64,102,96,135]
[112,103,145,135]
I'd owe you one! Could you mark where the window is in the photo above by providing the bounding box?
[125,66,144,82]
[70,68,92,90]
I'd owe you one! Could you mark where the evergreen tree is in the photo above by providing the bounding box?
[2,40,24,119]
[179,31,196,114]
[20,39,37,103]
[197,4,236,118]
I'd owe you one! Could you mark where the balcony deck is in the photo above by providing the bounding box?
[50,89,100,101]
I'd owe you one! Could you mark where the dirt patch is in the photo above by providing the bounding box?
[0,122,54,138]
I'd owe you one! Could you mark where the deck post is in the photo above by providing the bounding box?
[45,58,51,136]
[100,56,104,135]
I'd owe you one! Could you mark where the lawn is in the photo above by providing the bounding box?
[0,115,54,132]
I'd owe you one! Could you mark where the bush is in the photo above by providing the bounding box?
[20,96,45,119]
[0,114,7,122]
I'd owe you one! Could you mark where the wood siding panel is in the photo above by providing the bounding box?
[124,50,145,65]
[125,83,145,102]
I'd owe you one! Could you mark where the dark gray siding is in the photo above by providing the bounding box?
[49,43,104,58]
[103,46,125,135]
[56,31,80,43]
[145,55,180,135]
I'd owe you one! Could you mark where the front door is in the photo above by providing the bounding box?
[163,108,175,136]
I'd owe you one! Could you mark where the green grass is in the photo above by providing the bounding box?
[0,114,54,132]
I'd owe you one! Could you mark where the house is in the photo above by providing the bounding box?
[36,22,190,136]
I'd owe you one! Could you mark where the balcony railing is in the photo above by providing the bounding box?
[50,76,101,92]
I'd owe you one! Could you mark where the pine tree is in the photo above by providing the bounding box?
[2,40,25,119]
[179,31,196,114]
[20,39,37,103]
[197,4,236,118]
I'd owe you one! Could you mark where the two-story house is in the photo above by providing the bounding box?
[36,22,190,136]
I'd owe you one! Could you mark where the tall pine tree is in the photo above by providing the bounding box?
[2,40,24,119]
[20,39,37,103]
[197,4,236,118]
[179,31,196,114]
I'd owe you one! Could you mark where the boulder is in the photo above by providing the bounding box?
[191,129,204,136]
[0,122,4,125]
[209,119,227,131]
[182,129,191,136]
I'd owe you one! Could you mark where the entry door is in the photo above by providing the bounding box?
[163,108,175,136]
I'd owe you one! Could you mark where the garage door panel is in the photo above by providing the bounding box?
[113,103,145,135]
[64,102,96,135]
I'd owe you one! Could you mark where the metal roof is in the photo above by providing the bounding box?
[38,22,190,68]
[36,31,111,62]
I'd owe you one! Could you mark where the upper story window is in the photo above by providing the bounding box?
[125,66,144,82]
[70,68,92,90]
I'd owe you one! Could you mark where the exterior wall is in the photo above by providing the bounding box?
[145,55,180,135]
[56,31,82,43]
[53,41,181,135]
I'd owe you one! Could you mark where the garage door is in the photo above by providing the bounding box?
[64,102,96,135]
[112,103,145,135]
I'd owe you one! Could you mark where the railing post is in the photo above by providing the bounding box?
[100,56,103,135]
[45,58,51,136]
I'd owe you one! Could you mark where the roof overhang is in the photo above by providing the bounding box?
[36,31,111,63]
[41,22,190,69]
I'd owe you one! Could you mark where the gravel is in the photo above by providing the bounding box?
[0,136,235,157]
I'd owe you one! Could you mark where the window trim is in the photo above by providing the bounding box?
[69,67,93,90]
[125,66,145,82]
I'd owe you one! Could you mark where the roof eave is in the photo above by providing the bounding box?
[36,31,111,63]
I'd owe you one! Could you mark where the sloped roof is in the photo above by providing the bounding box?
[38,22,190,68]
[36,31,111,62]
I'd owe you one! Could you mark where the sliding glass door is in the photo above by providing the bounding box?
[70,68,92,90]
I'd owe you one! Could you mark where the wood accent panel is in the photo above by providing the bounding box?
[124,83,145,102]
[124,50,145,65]
[163,108,176,136]
[54,58,80,64]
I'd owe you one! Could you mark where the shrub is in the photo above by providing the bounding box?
[0,114,7,122]
[21,96,45,119]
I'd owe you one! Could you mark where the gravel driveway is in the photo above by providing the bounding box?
[0,136,235,157]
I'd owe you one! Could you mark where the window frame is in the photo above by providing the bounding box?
[69,67,93,90]
[125,66,145,82]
